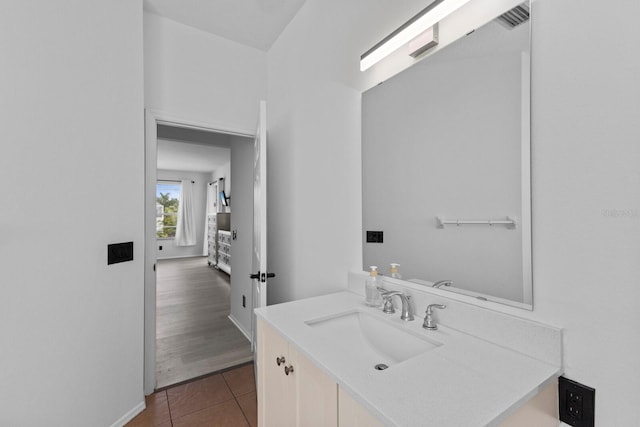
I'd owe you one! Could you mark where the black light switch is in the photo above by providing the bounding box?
[108,242,134,265]
[366,231,384,243]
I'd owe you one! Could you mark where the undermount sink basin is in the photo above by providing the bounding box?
[305,310,441,368]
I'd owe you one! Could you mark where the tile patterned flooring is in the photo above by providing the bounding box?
[127,363,257,427]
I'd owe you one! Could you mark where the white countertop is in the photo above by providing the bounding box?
[256,291,561,427]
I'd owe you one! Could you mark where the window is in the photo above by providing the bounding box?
[156,181,181,239]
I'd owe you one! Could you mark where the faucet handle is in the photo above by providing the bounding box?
[382,294,395,314]
[426,304,446,314]
[432,280,453,288]
[423,304,446,330]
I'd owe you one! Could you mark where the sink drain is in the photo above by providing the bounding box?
[374,363,389,371]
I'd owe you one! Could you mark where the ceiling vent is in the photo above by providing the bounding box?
[496,3,530,29]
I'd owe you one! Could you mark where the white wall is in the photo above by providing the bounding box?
[362,32,524,302]
[0,1,145,426]
[229,136,256,336]
[156,170,211,259]
[265,0,411,304]
[144,11,267,132]
[527,0,640,424]
[268,0,640,424]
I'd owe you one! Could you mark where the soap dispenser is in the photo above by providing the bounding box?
[365,266,382,307]
[390,263,402,280]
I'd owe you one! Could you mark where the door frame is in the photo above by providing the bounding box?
[144,109,254,395]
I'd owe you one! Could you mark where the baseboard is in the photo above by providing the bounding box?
[156,254,207,260]
[228,314,252,343]
[110,400,145,427]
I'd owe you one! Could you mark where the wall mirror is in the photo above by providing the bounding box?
[362,2,532,309]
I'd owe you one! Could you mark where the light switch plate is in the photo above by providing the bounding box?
[108,242,134,265]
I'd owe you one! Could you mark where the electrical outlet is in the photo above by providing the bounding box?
[559,376,595,427]
[242,295,246,308]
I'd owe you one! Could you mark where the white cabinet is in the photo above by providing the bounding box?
[207,214,217,267]
[296,350,338,426]
[257,319,337,427]
[338,387,383,427]
[497,381,558,427]
[217,230,231,275]
[209,212,231,274]
[258,319,295,426]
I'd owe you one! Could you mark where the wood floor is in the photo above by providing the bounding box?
[156,257,253,389]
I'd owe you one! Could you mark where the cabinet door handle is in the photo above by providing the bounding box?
[276,356,286,366]
[284,365,294,375]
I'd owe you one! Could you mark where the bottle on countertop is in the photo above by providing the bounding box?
[390,263,402,280]
[365,266,382,307]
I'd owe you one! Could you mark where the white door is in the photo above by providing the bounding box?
[251,100,272,351]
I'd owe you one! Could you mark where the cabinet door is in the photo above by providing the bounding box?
[498,381,558,427]
[338,387,384,427]
[258,320,295,426]
[295,348,337,427]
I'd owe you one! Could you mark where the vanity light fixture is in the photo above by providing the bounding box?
[408,24,439,58]
[360,0,473,71]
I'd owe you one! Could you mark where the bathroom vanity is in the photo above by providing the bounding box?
[256,282,561,426]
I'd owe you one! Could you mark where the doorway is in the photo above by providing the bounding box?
[145,111,256,393]
[155,258,251,388]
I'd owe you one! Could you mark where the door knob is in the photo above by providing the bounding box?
[284,365,294,375]
[254,272,276,282]
[276,356,285,366]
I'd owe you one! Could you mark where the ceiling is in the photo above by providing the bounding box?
[157,125,233,173]
[144,0,307,51]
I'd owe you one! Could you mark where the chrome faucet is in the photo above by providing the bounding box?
[380,291,414,321]
[432,280,453,288]
[423,304,446,330]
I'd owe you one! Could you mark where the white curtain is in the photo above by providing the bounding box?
[202,182,216,255]
[175,180,196,246]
